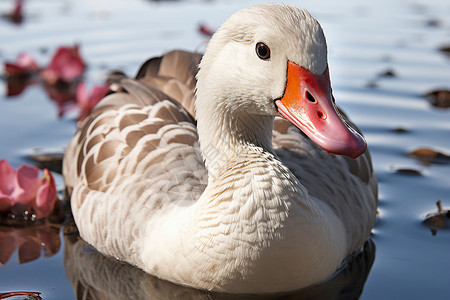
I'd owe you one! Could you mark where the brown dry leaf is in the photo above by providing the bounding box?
[423,200,450,236]
[425,90,450,108]
[391,166,423,175]
[439,45,450,57]
[379,69,396,77]
[408,148,450,165]
[392,127,409,133]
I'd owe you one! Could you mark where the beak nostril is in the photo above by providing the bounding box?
[306,91,316,103]
[317,111,325,119]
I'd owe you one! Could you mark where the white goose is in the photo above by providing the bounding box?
[63,3,377,294]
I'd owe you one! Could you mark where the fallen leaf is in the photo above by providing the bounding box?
[439,45,450,55]
[379,69,396,77]
[392,127,409,133]
[408,148,450,165]
[423,200,450,236]
[391,166,423,176]
[425,89,450,108]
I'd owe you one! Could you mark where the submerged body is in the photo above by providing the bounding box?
[63,4,377,294]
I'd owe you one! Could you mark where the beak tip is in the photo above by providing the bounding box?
[346,135,367,159]
[324,132,367,159]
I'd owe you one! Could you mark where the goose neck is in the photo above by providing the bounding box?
[196,99,274,179]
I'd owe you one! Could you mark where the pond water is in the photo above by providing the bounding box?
[1,0,449,299]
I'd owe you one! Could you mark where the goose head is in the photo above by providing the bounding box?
[196,3,366,159]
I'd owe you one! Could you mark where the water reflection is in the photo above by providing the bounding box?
[3,65,78,118]
[3,74,36,97]
[2,44,87,117]
[0,223,61,265]
[63,220,375,300]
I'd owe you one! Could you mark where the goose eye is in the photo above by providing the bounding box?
[256,42,270,60]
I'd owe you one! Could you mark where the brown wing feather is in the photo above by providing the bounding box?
[63,50,205,200]
[135,50,202,117]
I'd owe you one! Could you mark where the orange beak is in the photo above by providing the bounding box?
[275,61,366,158]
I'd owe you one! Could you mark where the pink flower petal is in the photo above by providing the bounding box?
[4,62,27,77]
[76,81,88,107]
[42,45,86,83]
[34,169,57,218]
[77,83,109,121]
[91,85,109,103]
[0,162,57,218]
[13,0,23,17]
[16,53,39,72]
[13,164,40,206]
[3,53,39,77]
[0,160,16,195]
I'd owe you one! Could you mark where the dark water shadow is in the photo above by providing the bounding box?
[63,221,376,300]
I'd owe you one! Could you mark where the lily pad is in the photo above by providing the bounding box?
[408,148,450,165]
[423,200,450,236]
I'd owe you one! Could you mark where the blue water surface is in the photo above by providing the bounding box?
[1,0,449,299]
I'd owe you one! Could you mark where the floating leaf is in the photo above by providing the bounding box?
[425,90,450,108]
[439,45,450,58]
[379,69,396,77]
[423,200,450,236]
[408,148,450,165]
[391,166,423,176]
[392,127,409,133]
